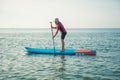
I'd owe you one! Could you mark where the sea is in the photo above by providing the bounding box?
[0,28,120,80]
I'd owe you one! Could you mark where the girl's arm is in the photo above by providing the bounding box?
[52,24,58,29]
[52,26,57,29]
[53,29,59,38]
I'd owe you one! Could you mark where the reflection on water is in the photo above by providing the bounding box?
[49,56,65,80]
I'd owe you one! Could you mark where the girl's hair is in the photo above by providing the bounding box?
[55,18,59,23]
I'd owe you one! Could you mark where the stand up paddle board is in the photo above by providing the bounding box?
[25,47,96,56]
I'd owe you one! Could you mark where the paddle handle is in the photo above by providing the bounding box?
[50,22,52,27]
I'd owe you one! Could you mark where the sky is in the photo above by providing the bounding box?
[0,0,120,28]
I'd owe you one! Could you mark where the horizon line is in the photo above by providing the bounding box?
[0,27,120,29]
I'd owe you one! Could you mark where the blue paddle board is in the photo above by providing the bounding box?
[25,47,96,56]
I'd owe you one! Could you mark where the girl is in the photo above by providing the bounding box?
[52,18,67,52]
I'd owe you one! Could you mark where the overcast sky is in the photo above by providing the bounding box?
[0,0,120,28]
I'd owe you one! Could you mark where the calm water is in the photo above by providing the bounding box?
[0,28,120,80]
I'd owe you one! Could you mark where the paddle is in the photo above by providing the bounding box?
[50,22,55,55]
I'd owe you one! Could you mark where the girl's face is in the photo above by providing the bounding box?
[55,21,58,24]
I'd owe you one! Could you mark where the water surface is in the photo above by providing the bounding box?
[0,28,120,80]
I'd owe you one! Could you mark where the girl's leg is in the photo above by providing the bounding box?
[61,39,64,52]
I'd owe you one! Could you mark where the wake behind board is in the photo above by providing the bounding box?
[25,47,96,56]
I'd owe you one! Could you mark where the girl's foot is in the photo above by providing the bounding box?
[60,49,64,52]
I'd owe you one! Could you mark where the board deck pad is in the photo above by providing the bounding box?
[25,47,96,56]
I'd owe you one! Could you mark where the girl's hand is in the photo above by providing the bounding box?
[53,35,55,39]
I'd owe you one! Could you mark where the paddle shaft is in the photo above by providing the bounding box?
[50,22,55,54]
